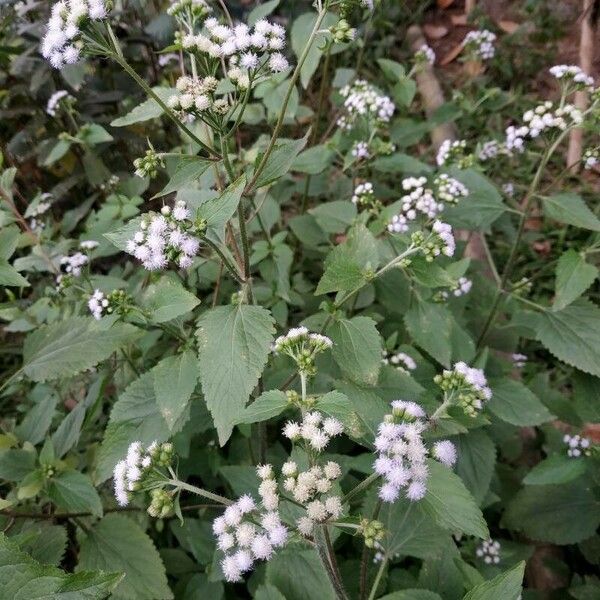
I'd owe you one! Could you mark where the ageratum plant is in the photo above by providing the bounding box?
[0,1,599,599]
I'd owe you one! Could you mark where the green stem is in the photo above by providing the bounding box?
[314,526,349,600]
[203,237,245,284]
[169,479,232,506]
[367,557,388,600]
[110,53,219,159]
[476,131,569,348]
[342,472,380,504]
[245,7,328,195]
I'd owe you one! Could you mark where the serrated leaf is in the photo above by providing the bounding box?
[502,479,600,544]
[153,156,212,198]
[523,454,588,486]
[328,316,382,385]
[373,153,432,175]
[22,318,141,382]
[315,254,365,295]
[153,351,198,431]
[463,561,525,600]
[14,522,67,567]
[77,514,172,600]
[553,249,597,311]
[96,369,186,483]
[543,193,600,231]
[292,145,334,174]
[310,200,357,234]
[421,459,489,539]
[111,87,173,126]
[15,395,57,445]
[47,470,103,517]
[487,379,554,426]
[141,277,200,323]
[404,301,452,367]
[444,168,505,230]
[266,547,336,600]
[0,533,122,599]
[196,175,245,240]
[380,591,442,600]
[535,300,600,377]
[254,135,308,189]
[197,304,275,444]
[237,390,288,424]
[103,217,143,252]
[455,429,496,504]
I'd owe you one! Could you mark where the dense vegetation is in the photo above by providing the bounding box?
[0,1,599,598]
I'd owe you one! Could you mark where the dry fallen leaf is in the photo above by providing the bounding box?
[440,43,464,66]
[423,23,449,39]
[436,0,456,7]
[498,20,520,34]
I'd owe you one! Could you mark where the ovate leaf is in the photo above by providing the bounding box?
[502,479,600,544]
[196,175,245,240]
[0,533,122,599]
[22,318,140,382]
[523,454,588,486]
[153,351,198,431]
[47,470,103,517]
[553,249,597,311]
[253,134,308,188]
[0,261,29,287]
[487,379,554,426]
[543,193,600,231]
[536,300,600,377]
[111,87,173,126]
[421,459,488,539]
[404,301,452,367]
[197,304,275,444]
[153,156,212,198]
[237,390,288,424]
[463,561,525,600]
[455,429,496,504]
[77,514,172,600]
[141,277,200,323]
[328,316,382,386]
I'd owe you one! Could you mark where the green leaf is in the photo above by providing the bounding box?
[42,139,72,166]
[377,495,452,559]
[315,254,365,295]
[266,546,336,600]
[553,249,597,311]
[422,459,489,539]
[78,124,113,146]
[404,301,452,367]
[309,200,357,234]
[523,454,588,485]
[455,429,496,504]
[197,304,275,444]
[237,390,288,424]
[255,583,287,600]
[291,12,337,89]
[111,87,173,126]
[103,217,143,253]
[373,153,433,176]
[47,470,103,517]
[153,156,212,198]
[77,514,172,600]
[14,522,67,567]
[463,561,525,600]
[0,225,19,260]
[15,395,57,445]
[328,316,382,386]
[196,175,245,240]
[0,449,36,481]
[0,532,122,599]
[254,134,308,188]
[380,592,442,600]
[543,193,600,231]
[502,479,600,544]
[535,300,600,378]
[22,319,140,382]
[141,277,200,323]
[487,379,554,426]
[393,76,417,107]
[248,0,280,26]
[292,145,334,174]
[0,261,29,287]
[377,58,406,80]
[153,351,198,431]
[96,369,185,483]
[444,168,505,230]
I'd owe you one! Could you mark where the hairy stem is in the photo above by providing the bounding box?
[170,479,232,506]
[367,557,388,600]
[315,525,349,600]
